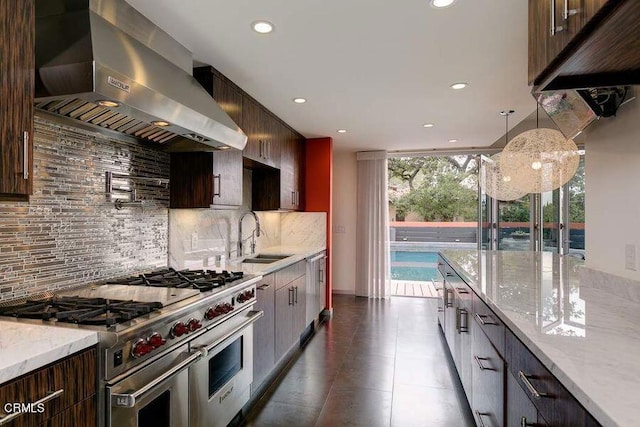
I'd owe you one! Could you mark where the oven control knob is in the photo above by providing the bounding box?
[205,307,217,320]
[236,293,245,303]
[131,339,153,358]
[223,303,234,313]
[148,333,166,348]
[187,318,202,332]
[171,321,189,338]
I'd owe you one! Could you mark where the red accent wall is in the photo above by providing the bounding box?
[305,138,333,311]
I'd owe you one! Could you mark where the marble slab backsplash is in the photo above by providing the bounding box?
[169,204,326,269]
[0,116,169,301]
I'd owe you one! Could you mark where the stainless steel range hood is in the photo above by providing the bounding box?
[35,0,247,151]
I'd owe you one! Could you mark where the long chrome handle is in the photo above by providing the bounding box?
[0,389,64,425]
[445,272,454,277]
[518,371,547,400]
[475,313,498,326]
[257,283,271,290]
[294,286,298,304]
[459,307,468,333]
[111,353,201,408]
[521,416,534,427]
[213,174,221,197]
[201,310,264,354]
[475,411,489,427]
[22,131,29,180]
[551,0,564,35]
[319,268,324,283]
[456,287,470,294]
[308,254,325,262]
[289,288,294,305]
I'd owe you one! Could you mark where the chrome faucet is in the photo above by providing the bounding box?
[238,211,261,256]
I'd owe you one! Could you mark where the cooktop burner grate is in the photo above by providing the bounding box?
[105,268,244,292]
[0,297,163,326]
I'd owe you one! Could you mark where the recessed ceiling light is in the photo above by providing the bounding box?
[252,20,274,34]
[98,100,120,108]
[450,82,468,90]
[152,120,170,127]
[337,129,347,134]
[293,98,307,104]
[430,0,457,8]
[448,139,458,143]
[423,123,434,128]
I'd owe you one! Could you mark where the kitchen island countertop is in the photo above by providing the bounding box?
[440,249,640,427]
[0,320,98,384]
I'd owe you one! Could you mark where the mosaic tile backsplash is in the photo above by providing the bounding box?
[0,116,169,301]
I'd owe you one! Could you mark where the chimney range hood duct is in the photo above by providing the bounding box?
[35,0,247,151]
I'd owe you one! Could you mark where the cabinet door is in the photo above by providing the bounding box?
[241,95,263,163]
[443,281,457,357]
[211,149,242,207]
[472,324,505,427]
[319,257,327,312]
[507,370,540,427]
[170,152,242,208]
[458,302,472,401]
[279,135,296,210]
[292,275,307,335]
[252,274,275,388]
[274,285,294,362]
[0,0,34,198]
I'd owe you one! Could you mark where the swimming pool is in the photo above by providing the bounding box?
[390,251,438,281]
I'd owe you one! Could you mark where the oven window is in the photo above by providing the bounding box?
[139,389,171,427]
[209,337,243,398]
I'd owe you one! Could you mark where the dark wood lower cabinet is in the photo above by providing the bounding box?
[471,320,505,427]
[0,347,97,427]
[507,370,548,427]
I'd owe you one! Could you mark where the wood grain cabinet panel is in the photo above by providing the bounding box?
[0,347,97,427]
[471,322,505,427]
[170,151,243,208]
[0,0,34,200]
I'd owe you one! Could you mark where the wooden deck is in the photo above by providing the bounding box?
[391,279,438,298]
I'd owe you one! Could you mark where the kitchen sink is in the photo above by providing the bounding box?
[242,254,293,264]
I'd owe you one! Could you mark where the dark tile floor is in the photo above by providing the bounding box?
[244,295,475,427]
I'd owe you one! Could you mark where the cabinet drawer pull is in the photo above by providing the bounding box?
[474,313,498,326]
[521,416,534,427]
[445,272,454,277]
[22,131,29,180]
[455,287,469,294]
[0,389,64,425]
[294,286,298,303]
[288,288,294,305]
[563,0,579,20]
[474,411,490,427]
[518,371,547,400]
[445,288,453,307]
[213,174,221,197]
[456,307,469,333]
[257,284,271,290]
[474,355,494,371]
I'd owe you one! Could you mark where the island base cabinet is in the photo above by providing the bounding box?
[471,323,505,427]
[0,347,96,427]
[507,370,548,427]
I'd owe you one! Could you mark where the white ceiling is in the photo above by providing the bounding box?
[125,0,535,153]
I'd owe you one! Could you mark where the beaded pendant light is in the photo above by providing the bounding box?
[499,112,580,194]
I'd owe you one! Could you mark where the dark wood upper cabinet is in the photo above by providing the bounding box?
[0,0,34,200]
[529,0,640,90]
[170,150,242,208]
[241,95,281,168]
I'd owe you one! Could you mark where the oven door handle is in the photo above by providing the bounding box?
[110,351,202,408]
[198,310,264,356]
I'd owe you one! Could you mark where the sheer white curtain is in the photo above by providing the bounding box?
[356,151,390,299]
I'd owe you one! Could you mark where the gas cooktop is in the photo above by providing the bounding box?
[0,296,163,326]
[105,268,245,292]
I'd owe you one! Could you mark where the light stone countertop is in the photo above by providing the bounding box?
[440,249,640,427]
[0,320,98,384]
[230,245,326,275]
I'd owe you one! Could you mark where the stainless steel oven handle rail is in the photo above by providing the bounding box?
[0,389,64,425]
[111,352,202,408]
[197,310,264,357]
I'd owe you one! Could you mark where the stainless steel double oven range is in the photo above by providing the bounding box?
[0,268,264,427]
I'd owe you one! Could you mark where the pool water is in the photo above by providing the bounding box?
[390,251,438,281]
